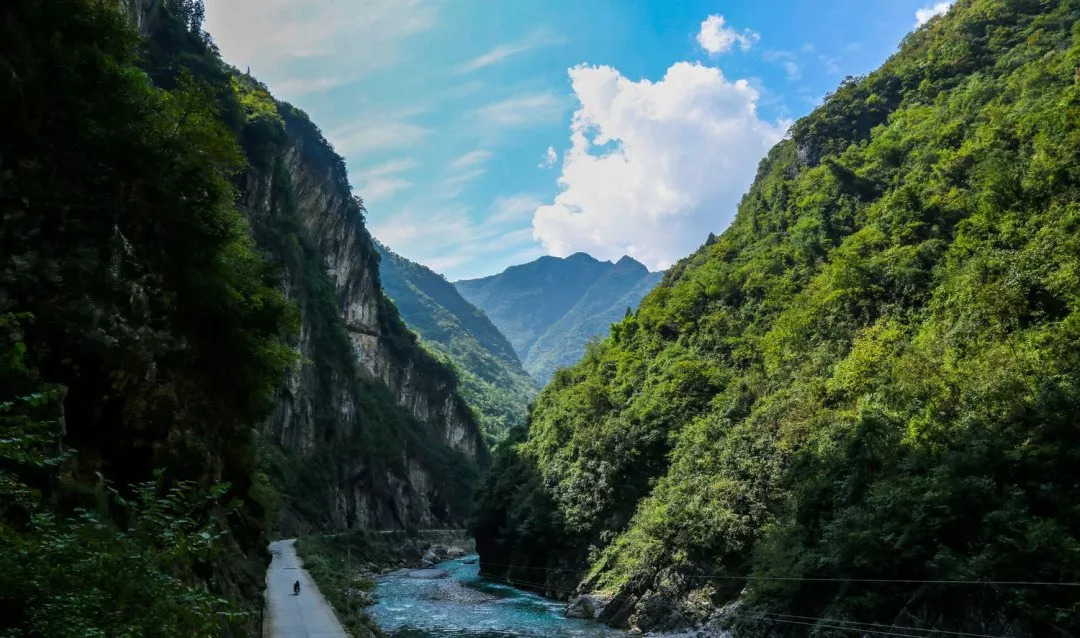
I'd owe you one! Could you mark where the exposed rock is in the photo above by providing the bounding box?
[597,594,638,627]
[632,591,692,633]
[420,550,440,567]
[565,594,611,619]
[445,546,467,559]
[236,99,488,533]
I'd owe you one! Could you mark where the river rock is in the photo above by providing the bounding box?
[420,549,440,567]
[634,591,692,633]
[445,546,467,558]
[565,594,610,619]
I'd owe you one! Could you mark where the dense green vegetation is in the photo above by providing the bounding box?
[377,243,539,441]
[525,257,663,383]
[456,253,661,383]
[0,0,296,633]
[474,1,1080,635]
[1,0,485,634]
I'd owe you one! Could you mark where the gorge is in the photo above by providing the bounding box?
[1,0,1078,637]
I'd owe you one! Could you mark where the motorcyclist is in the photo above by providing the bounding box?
[293,580,300,595]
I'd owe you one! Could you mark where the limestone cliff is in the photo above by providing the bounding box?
[129,0,487,533]
[243,105,488,532]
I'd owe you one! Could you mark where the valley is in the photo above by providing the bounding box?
[1,1,1078,637]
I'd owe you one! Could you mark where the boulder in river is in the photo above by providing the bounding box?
[420,549,440,567]
[445,546,467,559]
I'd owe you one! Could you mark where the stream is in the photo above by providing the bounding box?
[371,554,628,637]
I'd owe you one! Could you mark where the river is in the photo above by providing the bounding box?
[371,554,628,637]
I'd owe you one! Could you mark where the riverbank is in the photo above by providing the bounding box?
[294,529,474,636]
[371,554,627,637]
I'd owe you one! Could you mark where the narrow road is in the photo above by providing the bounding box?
[266,539,347,638]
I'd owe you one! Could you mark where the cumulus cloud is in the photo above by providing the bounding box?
[696,15,759,55]
[915,1,954,26]
[532,62,787,270]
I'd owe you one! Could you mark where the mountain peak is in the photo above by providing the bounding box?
[566,252,601,263]
[614,255,648,270]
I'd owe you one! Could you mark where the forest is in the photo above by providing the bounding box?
[473,0,1080,635]
[1,0,483,635]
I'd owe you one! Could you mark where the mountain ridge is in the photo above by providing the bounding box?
[455,253,662,383]
[376,242,540,440]
[473,0,1080,635]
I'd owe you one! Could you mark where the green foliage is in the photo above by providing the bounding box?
[0,316,250,636]
[377,243,539,442]
[295,531,394,638]
[474,1,1080,634]
[1,0,298,631]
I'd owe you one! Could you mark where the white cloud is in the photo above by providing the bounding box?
[455,29,561,74]
[492,194,544,224]
[327,109,430,156]
[438,150,494,197]
[765,51,802,81]
[915,1,954,26]
[356,158,418,203]
[539,146,557,168]
[696,15,759,55]
[451,150,493,168]
[473,92,565,128]
[782,61,802,81]
[205,0,436,101]
[371,196,545,279]
[532,62,787,270]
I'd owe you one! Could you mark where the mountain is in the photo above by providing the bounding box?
[455,253,662,383]
[376,243,540,441]
[0,1,484,635]
[474,1,1080,636]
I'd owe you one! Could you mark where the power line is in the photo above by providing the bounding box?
[473,560,1080,587]
[759,612,1010,638]
[727,611,1011,638]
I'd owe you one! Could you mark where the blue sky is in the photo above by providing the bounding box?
[205,0,954,280]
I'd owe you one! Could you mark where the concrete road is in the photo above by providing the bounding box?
[266,539,347,638]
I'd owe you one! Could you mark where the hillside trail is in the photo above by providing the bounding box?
[265,538,347,638]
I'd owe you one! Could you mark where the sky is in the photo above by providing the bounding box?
[205,0,955,281]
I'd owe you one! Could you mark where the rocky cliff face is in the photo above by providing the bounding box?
[242,105,487,532]
[129,0,486,533]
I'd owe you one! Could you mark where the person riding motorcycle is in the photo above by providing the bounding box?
[293,580,300,595]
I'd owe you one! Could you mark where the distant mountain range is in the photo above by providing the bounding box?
[455,253,663,383]
[376,243,539,441]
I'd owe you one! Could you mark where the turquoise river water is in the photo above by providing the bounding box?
[371,555,627,637]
